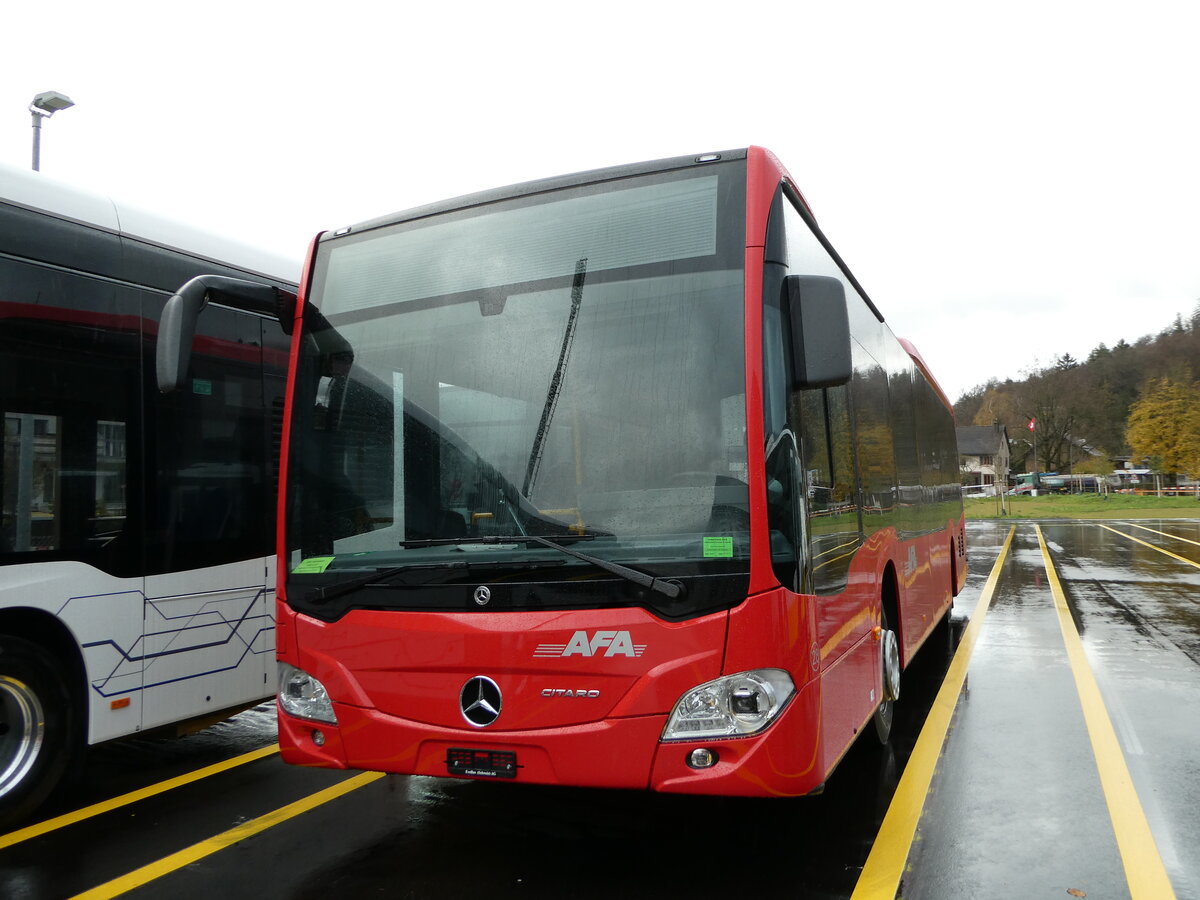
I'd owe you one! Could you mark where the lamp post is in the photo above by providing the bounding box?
[30,91,75,171]
[1022,413,1038,493]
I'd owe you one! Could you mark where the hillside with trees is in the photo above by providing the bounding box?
[953,303,1200,479]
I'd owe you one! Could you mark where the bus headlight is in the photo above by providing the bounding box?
[278,663,338,725]
[662,669,794,740]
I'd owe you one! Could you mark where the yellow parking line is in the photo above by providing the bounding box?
[0,744,279,850]
[1125,522,1200,550]
[1097,524,1200,569]
[1036,525,1176,899]
[70,771,384,899]
[850,526,1015,900]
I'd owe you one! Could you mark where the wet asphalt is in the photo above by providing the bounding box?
[2,518,1197,899]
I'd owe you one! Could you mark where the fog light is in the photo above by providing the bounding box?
[688,748,718,769]
[311,729,325,747]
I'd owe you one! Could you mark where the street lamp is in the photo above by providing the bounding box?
[1022,411,1039,490]
[30,90,75,172]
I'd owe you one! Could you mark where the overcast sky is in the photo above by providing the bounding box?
[4,1,1198,404]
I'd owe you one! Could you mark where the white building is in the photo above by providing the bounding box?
[957,424,1011,495]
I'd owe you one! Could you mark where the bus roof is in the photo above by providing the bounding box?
[0,161,297,285]
[899,337,955,416]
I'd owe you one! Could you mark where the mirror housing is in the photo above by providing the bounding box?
[156,275,293,393]
[785,274,852,389]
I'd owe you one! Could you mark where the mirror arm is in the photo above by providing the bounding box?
[156,275,297,393]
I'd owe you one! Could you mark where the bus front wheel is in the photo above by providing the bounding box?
[0,635,79,827]
[873,608,901,744]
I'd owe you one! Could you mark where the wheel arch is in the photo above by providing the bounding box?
[0,607,87,708]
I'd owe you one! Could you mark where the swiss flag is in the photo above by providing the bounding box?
[1028,418,1036,431]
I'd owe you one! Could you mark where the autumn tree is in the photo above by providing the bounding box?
[953,381,989,424]
[972,383,1021,429]
[1125,377,1200,477]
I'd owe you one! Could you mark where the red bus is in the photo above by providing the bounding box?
[162,147,966,796]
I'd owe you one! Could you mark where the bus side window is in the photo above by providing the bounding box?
[763,192,862,596]
[763,270,805,593]
[145,302,268,574]
[0,268,139,576]
[800,385,855,595]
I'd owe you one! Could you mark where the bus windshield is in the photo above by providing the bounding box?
[286,163,749,618]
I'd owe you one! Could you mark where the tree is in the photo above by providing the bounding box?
[1125,377,1200,478]
[1070,449,1112,475]
[953,381,989,423]
[1071,339,1141,456]
[954,310,1199,473]
[1002,367,1078,473]
[971,386,1019,430]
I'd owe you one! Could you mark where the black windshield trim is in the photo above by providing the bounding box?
[296,557,574,607]
[425,534,683,599]
[284,568,749,624]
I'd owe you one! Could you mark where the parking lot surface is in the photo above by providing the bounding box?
[2,519,1197,899]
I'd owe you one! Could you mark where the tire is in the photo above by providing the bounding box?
[872,607,901,744]
[932,605,956,657]
[0,636,80,828]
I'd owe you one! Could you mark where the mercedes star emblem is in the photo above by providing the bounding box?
[460,676,503,727]
[474,585,492,607]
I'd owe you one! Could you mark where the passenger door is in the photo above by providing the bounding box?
[140,298,273,731]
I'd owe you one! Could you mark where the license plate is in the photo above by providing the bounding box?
[446,748,519,779]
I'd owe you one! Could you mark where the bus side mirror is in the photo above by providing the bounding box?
[156,278,210,394]
[156,275,293,393]
[785,274,852,389]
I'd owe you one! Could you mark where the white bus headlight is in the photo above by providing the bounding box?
[278,663,338,725]
[662,669,794,740]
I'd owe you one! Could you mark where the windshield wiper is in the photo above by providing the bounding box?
[296,554,572,606]
[301,561,469,605]
[419,534,685,600]
[523,257,587,496]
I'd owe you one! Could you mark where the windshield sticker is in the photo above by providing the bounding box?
[292,556,335,574]
[703,536,734,558]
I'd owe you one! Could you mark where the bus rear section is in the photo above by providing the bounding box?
[275,147,965,797]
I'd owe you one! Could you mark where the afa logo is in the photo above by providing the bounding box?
[533,630,646,658]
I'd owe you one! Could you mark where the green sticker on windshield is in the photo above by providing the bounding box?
[703,537,733,558]
[293,556,335,574]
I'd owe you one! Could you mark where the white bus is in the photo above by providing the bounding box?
[0,162,296,825]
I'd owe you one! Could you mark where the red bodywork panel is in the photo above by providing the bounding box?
[280,605,730,789]
[276,147,967,797]
[291,607,727,728]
